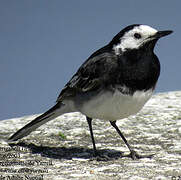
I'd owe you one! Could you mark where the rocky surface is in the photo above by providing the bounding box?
[0,91,181,180]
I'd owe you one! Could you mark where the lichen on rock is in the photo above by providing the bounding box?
[0,91,181,179]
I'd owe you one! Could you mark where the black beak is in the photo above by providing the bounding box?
[146,30,173,50]
[155,30,173,39]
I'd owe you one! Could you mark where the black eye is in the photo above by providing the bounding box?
[134,33,142,39]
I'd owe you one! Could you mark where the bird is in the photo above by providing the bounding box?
[8,24,173,160]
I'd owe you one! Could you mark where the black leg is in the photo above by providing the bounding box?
[110,121,154,160]
[86,116,97,156]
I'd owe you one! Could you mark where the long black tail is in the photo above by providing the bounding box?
[8,103,65,141]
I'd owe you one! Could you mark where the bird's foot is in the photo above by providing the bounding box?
[90,149,154,160]
[90,150,121,161]
[92,155,110,161]
[90,151,109,161]
[126,150,154,160]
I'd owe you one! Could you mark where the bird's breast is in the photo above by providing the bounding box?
[78,88,153,121]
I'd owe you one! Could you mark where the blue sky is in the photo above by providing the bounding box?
[0,1,180,120]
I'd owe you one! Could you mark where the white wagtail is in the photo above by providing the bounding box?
[9,24,173,159]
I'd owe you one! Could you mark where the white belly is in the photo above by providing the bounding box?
[79,89,153,121]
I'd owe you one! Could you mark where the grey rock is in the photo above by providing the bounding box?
[0,91,181,179]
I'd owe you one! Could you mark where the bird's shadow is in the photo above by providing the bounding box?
[8,141,125,161]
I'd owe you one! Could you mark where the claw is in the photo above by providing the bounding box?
[129,150,154,160]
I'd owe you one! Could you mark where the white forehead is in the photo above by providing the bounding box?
[131,25,158,36]
[113,25,158,54]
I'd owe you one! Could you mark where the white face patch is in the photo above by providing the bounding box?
[113,25,158,54]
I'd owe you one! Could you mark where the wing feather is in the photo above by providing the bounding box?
[57,52,118,102]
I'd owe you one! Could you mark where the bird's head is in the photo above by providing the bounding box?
[110,24,173,55]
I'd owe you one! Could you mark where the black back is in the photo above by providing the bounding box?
[57,25,160,101]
